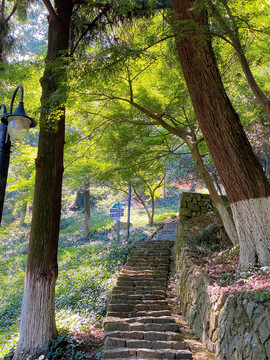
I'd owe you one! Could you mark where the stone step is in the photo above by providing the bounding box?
[155,237,175,241]
[104,337,187,350]
[106,309,172,318]
[112,286,167,293]
[105,321,179,333]
[116,278,168,284]
[104,330,184,342]
[104,358,188,360]
[110,299,169,306]
[124,263,169,268]
[155,231,176,236]
[130,245,172,250]
[114,279,168,285]
[120,269,168,274]
[103,348,192,359]
[126,256,170,262]
[126,253,171,258]
[103,226,193,360]
[111,294,166,301]
[131,246,172,251]
[125,259,170,264]
[114,283,168,289]
[104,316,176,325]
[128,251,172,256]
[108,303,170,312]
[133,240,174,246]
[110,289,167,296]
[119,272,169,278]
[124,265,170,271]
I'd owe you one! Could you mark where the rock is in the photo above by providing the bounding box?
[258,317,270,344]
[265,339,270,359]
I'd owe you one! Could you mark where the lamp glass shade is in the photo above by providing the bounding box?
[7,116,31,140]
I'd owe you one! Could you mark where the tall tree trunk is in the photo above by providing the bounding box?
[14,2,74,359]
[172,0,270,268]
[84,186,91,237]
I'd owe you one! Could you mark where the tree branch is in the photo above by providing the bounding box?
[153,175,165,193]
[121,118,160,126]
[42,0,59,23]
[1,0,5,18]
[70,3,110,56]
[6,2,18,22]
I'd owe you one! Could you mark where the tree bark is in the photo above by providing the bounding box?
[13,1,74,358]
[20,202,27,226]
[84,186,91,237]
[150,192,155,226]
[172,0,270,268]
[163,172,167,198]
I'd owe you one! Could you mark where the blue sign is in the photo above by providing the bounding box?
[110,202,126,219]
[111,202,126,209]
[110,210,124,218]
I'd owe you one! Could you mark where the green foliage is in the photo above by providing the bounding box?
[0,254,26,354]
[185,224,223,255]
[41,334,100,360]
[12,4,48,60]
[3,334,102,360]
[55,241,134,326]
[0,60,42,226]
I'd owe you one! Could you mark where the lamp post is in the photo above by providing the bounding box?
[0,86,37,225]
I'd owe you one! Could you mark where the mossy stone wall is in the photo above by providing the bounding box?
[174,223,270,359]
[179,192,228,219]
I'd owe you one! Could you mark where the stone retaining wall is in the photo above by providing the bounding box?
[179,192,227,219]
[174,224,270,360]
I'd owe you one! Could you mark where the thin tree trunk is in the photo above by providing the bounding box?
[172,0,270,268]
[13,2,74,358]
[150,193,155,226]
[132,186,152,226]
[189,141,238,246]
[84,186,91,237]
[207,1,270,117]
[20,203,27,226]
[163,172,167,198]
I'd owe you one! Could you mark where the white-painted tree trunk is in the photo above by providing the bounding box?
[13,272,58,360]
[231,197,270,269]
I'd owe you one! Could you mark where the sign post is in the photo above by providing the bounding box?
[110,202,126,242]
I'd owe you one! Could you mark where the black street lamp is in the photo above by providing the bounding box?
[0,86,37,225]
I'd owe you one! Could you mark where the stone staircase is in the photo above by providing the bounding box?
[102,222,193,359]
